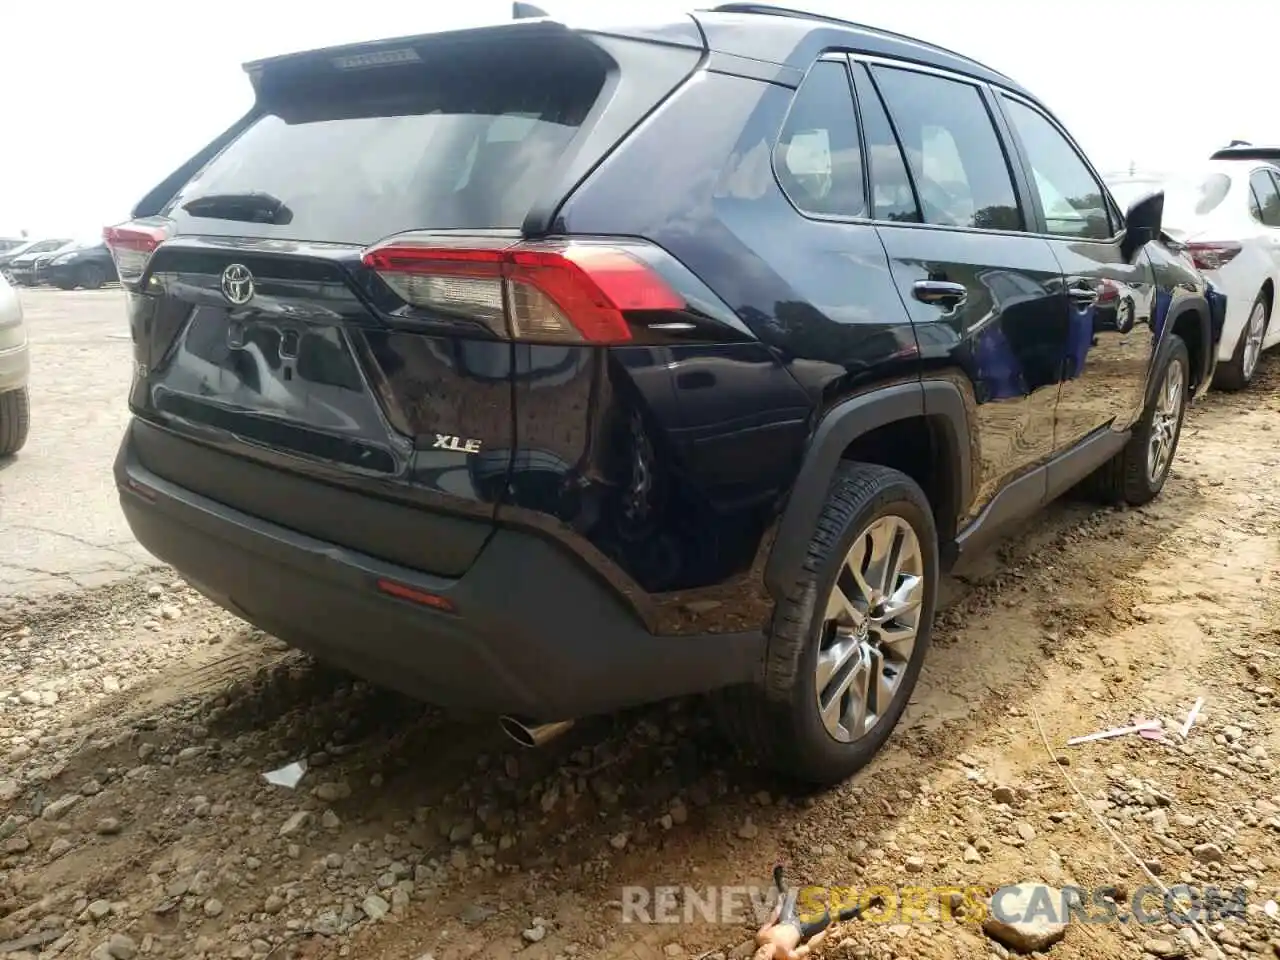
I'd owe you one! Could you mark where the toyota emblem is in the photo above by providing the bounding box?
[220,263,255,306]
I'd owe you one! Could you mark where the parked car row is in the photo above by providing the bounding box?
[0,236,118,290]
[1105,143,1280,391]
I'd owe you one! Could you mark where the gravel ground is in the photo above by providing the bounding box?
[1,332,1279,960]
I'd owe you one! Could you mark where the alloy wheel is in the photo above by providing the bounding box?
[1242,300,1267,381]
[814,515,925,743]
[1146,359,1186,485]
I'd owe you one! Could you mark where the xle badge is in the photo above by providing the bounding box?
[433,435,483,454]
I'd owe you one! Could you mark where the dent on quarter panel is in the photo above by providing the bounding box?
[554,69,930,635]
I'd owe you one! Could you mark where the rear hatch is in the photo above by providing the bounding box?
[110,19,703,577]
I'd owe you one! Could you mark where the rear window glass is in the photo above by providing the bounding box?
[1162,172,1232,225]
[165,57,606,244]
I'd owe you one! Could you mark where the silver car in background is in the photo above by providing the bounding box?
[0,273,30,456]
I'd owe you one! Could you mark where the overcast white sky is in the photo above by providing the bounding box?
[0,1,1273,237]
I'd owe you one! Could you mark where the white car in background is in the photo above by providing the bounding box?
[0,272,30,456]
[1108,161,1280,390]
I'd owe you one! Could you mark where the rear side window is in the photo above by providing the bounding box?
[870,66,1021,231]
[850,63,920,223]
[1248,170,1280,227]
[164,55,606,244]
[1000,97,1112,240]
[774,61,865,218]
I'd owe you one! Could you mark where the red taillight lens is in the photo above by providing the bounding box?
[1185,241,1242,272]
[104,220,172,283]
[362,238,685,345]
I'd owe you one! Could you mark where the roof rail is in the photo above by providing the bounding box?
[703,2,1015,83]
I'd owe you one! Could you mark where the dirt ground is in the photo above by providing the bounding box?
[2,339,1279,960]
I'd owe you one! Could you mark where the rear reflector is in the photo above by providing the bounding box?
[375,578,455,612]
[104,220,173,283]
[1185,241,1242,272]
[362,238,685,344]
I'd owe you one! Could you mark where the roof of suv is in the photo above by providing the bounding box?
[243,3,1032,100]
[695,3,1026,91]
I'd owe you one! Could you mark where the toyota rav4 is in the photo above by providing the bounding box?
[109,4,1222,784]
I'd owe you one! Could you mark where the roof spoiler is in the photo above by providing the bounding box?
[1210,145,1280,162]
[513,2,549,16]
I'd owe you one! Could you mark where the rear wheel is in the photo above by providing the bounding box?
[0,387,31,457]
[78,264,108,290]
[1089,335,1189,506]
[1214,290,1269,391]
[717,463,938,785]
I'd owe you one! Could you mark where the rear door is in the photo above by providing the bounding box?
[110,25,687,578]
[859,59,1070,522]
[994,92,1154,451]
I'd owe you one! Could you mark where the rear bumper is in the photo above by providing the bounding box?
[115,420,763,719]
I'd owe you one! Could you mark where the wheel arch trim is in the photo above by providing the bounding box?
[762,379,972,600]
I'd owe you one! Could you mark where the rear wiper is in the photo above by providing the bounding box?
[181,191,293,225]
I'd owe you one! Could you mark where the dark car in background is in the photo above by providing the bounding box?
[38,240,117,290]
[108,3,1216,785]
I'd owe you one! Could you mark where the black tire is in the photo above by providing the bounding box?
[717,462,939,785]
[1089,334,1190,507]
[0,387,31,457]
[1213,290,1270,392]
[78,264,107,291]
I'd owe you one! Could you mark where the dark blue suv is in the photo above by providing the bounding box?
[108,4,1222,784]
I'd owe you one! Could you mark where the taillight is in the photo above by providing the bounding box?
[361,237,686,345]
[104,220,173,284]
[1185,241,1242,272]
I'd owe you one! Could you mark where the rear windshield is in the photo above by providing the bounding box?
[1162,172,1232,225]
[164,53,607,245]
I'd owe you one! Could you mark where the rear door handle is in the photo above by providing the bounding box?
[912,280,968,306]
[1067,285,1098,306]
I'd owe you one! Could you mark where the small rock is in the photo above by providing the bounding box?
[1191,842,1224,863]
[905,855,926,873]
[992,785,1017,805]
[1222,725,1243,742]
[40,794,81,821]
[321,809,341,830]
[0,779,19,801]
[669,799,689,826]
[1015,821,1036,842]
[96,817,122,836]
[160,604,182,620]
[106,933,138,960]
[963,845,982,863]
[204,898,224,917]
[87,899,113,921]
[314,782,351,803]
[363,895,390,922]
[263,894,285,915]
[1142,938,1184,957]
[610,833,629,851]
[522,925,547,944]
[48,837,72,858]
[102,677,121,694]
[982,883,1068,953]
[737,817,759,840]
[279,811,312,837]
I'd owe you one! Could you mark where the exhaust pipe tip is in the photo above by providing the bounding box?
[499,715,574,748]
